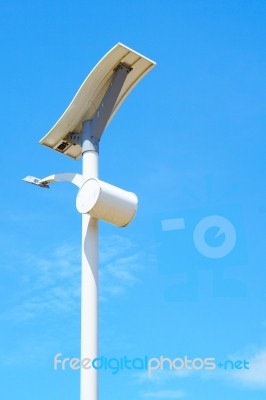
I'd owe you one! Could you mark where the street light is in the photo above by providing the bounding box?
[23,43,156,400]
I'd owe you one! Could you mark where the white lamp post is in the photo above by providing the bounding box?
[23,43,155,400]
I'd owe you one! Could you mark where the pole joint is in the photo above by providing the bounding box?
[64,132,82,146]
[82,120,99,155]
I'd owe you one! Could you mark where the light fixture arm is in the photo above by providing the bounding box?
[39,173,82,188]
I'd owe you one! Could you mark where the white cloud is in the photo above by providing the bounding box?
[224,348,266,388]
[198,347,266,390]
[1,336,58,367]
[2,242,81,322]
[99,236,143,301]
[2,235,143,320]
[141,390,187,399]
[136,369,191,385]
[99,235,134,263]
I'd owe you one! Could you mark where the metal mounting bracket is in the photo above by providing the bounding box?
[39,173,82,188]
[64,132,82,146]
[62,63,131,153]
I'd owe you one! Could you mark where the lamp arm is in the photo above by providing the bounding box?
[39,173,82,188]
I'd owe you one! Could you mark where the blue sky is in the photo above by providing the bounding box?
[0,0,266,399]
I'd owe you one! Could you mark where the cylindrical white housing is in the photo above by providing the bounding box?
[76,178,138,227]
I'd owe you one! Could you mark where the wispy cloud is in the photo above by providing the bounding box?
[1,336,59,367]
[2,235,143,321]
[99,235,134,263]
[141,390,187,399]
[99,235,143,301]
[2,242,81,322]
[135,369,190,400]
[221,347,266,389]
[136,369,191,385]
[197,346,266,390]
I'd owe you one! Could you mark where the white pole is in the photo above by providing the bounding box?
[80,120,99,400]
